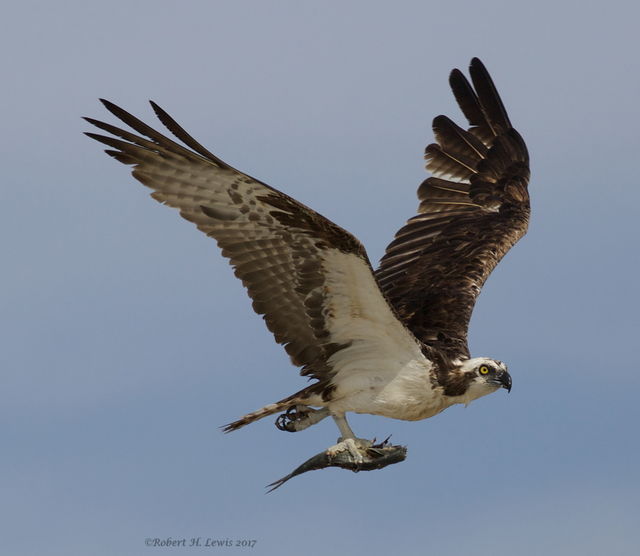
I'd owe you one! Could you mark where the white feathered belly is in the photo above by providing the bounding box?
[323,356,446,421]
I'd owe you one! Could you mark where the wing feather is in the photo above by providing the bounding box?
[376,58,530,359]
[85,101,419,390]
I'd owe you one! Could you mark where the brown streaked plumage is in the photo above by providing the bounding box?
[85,58,529,475]
[85,100,372,402]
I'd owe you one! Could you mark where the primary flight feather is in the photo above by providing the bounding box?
[85,58,529,467]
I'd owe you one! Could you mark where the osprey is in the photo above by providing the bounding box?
[86,58,529,463]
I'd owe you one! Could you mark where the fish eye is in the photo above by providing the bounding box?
[479,365,490,375]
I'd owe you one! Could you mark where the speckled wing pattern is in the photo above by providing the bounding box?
[84,100,414,393]
[375,58,530,361]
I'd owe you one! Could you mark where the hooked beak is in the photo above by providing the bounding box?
[498,371,512,393]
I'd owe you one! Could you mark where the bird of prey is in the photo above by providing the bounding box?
[85,58,529,466]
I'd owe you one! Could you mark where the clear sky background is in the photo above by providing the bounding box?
[3,1,639,555]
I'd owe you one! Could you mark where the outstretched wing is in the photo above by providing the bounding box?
[85,101,421,393]
[376,58,530,360]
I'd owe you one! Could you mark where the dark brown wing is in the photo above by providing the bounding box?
[375,58,530,360]
[85,101,419,389]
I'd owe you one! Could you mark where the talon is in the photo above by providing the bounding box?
[275,405,311,432]
[275,413,295,432]
[327,437,374,465]
[372,435,392,449]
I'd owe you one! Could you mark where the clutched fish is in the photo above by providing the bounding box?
[267,437,407,492]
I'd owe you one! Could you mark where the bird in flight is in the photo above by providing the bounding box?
[85,58,529,469]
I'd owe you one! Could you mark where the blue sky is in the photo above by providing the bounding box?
[2,1,639,555]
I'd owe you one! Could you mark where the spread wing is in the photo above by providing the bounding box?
[375,58,530,360]
[85,100,422,393]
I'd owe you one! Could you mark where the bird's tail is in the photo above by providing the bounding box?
[221,392,302,433]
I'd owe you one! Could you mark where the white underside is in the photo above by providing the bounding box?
[303,250,452,421]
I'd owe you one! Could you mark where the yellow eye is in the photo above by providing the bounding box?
[479,365,490,375]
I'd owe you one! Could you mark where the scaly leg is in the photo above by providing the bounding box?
[332,413,356,439]
[328,413,373,463]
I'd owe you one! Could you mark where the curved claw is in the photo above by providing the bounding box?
[275,406,309,432]
[275,413,294,432]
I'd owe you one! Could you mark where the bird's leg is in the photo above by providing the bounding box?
[333,412,356,439]
[275,406,329,432]
[328,413,373,463]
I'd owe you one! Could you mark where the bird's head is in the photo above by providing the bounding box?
[449,357,512,403]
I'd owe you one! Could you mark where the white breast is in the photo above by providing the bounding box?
[329,355,449,420]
